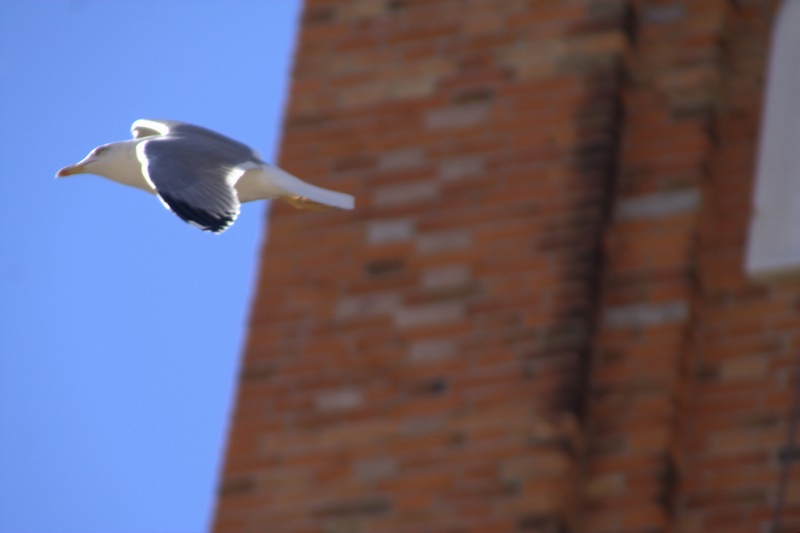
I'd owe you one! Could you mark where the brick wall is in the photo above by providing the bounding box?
[213,1,795,532]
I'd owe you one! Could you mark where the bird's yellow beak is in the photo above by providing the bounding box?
[55,163,85,178]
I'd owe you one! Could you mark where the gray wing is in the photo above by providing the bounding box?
[131,119,263,163]
[137,136,250,234]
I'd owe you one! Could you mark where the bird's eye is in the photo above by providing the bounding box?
[93,146,108,156]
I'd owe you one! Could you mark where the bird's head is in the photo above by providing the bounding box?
[56,143,119,178]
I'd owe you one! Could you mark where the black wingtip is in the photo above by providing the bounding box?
[159,193,236,233]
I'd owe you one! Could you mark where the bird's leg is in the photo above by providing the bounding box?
[283,195,342,211]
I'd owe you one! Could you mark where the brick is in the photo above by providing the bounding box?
[391,75,438,99]
[603,301,689,328]
[425,102,491,129]
[373,180,439,206]
[421,264,471,289]
[366,218,415,244]
[438,156,486,182]
[321,518,359,533]
[615,189,701,220]
[407,338,456,363]
[315,388,364,412]
[643,4,686,25]
[315,495,391,517]
[353,457,398,481]
[334,293,401,320]
[338,80,389,108]
[415,229,473,254]
[719,356,769,381]
[338,0,388,21]
[584,472,626,500]
[378,147,426,171]
[394,301,465,328]
[500,41,560,81]
[586,0,627,21]
[462,6,505,35]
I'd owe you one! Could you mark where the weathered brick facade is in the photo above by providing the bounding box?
[214,1,797,532]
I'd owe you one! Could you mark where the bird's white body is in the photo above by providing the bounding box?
[236,163,346,205]
[57,119,354,233]
[81,138,344,205]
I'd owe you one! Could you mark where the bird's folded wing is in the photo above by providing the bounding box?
[136,137,245,233]
[131,119,263,162]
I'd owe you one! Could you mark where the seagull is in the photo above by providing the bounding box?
[56,119,354,233]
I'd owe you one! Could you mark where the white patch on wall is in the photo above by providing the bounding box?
[747,0,800,279]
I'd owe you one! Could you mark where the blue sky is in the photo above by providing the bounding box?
[0,1,300,531]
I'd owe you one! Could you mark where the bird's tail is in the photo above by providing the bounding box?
[264,165,354,210]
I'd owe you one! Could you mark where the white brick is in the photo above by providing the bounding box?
[316,388,363,412]
[394,302,464,328]
[643,4,685,24]
[390,57,450,100]
[421,265,471,289]
[500,41,560,80]
[373,181,439,207]
[378,147,426,171]
[603,301,689,328]
[353,457,398,481]
[339,80,388,108]
[367,218,415,244]
[416,230,473,254]
[390,76,438,99]
[335,293,401,320]
[402,415,446,435]
[438,156,485,182]
[407,339,456,362]
[426,103,490,129]
[616,189,701,220]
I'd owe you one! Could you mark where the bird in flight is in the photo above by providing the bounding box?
[57,119,354,233]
